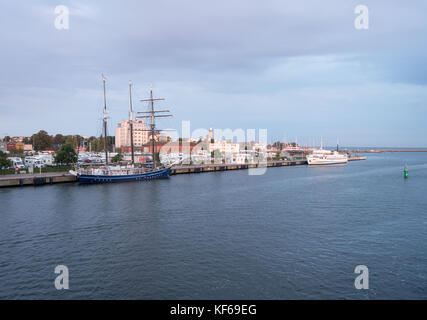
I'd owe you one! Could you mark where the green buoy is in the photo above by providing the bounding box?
[404,165,408,179]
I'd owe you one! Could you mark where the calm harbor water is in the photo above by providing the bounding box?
[1,152,427,299]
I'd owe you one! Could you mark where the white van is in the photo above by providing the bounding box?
[35,153,54,166]
[24,157,45,168]
[7,157,25,169]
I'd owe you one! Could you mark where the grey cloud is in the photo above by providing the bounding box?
[0,0,427,146]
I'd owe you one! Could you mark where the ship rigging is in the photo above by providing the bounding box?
[69,76,173,183]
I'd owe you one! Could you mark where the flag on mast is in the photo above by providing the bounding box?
[102,74,107,81]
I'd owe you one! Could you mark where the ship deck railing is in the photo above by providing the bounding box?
[78,167,151,176]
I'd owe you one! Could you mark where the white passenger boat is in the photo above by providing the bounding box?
[306,149,348,165]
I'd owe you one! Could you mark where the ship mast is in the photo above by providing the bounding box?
[136,85,172,169]
[102,75,109,166]
[129,81,135,165]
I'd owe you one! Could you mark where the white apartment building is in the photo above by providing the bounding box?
[115,120,149,148]
[251,142,267,152]
[208,139,240,155]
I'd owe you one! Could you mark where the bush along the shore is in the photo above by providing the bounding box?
[54,143,78,165]
[0,151,11,169]
[111,153,123,163]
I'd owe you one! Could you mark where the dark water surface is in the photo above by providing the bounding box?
[1,152,427,299]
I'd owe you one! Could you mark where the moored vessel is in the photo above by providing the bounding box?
[70,166,171,183]
[70,76,173,184]
[307,149,348,165]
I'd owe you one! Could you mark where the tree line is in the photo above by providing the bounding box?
[4,131,115,152]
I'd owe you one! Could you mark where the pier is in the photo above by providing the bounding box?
[0,156,367,188]
[171,160,307,175]
[347,155,367,161]
[0,172,77,188]
[0,161,305,187]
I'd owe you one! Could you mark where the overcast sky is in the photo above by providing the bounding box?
[1,0,426,147]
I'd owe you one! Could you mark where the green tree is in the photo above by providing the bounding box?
[53,134,66,149]
[211,149,222,163]
[54,143,77,165]
[87,136,97,152]
[111,153,123,163]
[62,135,83,150]
[71,135,83,149]
[32,130,53,151]
[9,148,23,156]
[4,136,10,142]
[84,136,114,152]
[89,137,100,152]
[0,151,11,169]
[96,137,105,152]
[65,135,76,147]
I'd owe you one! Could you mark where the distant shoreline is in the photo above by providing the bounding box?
[345,149,427,153]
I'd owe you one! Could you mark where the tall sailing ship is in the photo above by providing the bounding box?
[70,76,172,183]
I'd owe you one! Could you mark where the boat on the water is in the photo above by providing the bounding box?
[70,166,171,183]
[70,76,173,184]
[306,149,348,165]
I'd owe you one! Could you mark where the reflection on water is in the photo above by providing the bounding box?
[0,152,427,299]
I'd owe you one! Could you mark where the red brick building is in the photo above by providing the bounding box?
[7,142,16,151]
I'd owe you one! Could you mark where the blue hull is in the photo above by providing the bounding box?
[77,167,171,184]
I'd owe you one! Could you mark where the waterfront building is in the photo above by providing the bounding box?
[115,119,150,149]
[142,141,199,154]
[11,136,25,143]
[268,146,281,153]
[24,144,33,153]
[15,142,25,150]
[157,133,170,143]
[207,139,240,155]
[76,145,86,152]
[6,142,16,151]
[225,153,248,164]
[122,153,151,164]
[251,142,267,152]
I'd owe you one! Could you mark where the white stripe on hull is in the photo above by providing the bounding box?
[307,159,348,165]
[307,161,348,165]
